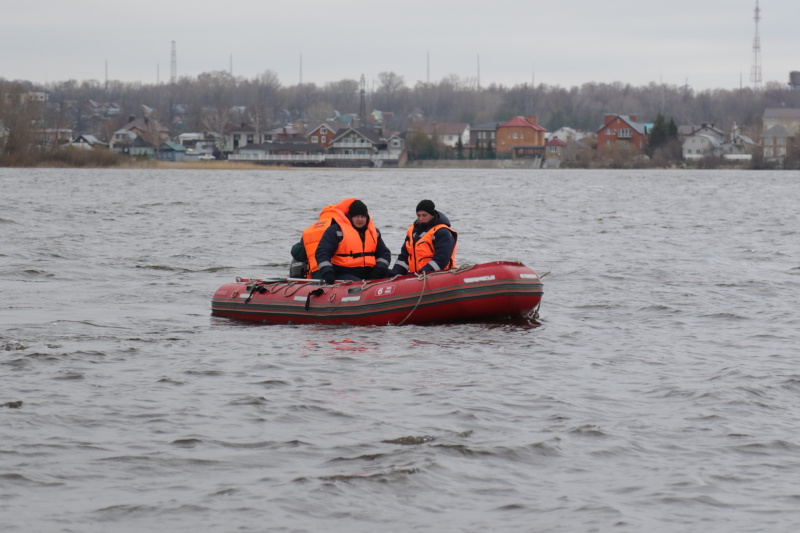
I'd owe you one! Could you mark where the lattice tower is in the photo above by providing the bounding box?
[750,0,762,90]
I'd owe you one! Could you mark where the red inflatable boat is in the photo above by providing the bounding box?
[211,261,543,326]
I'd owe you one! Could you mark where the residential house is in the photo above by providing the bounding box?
[3,90,49,105]
[67,134,108,150]
[33,128,73,148]
[545,138,567,160]
[328,126,387,157]
[496,116,547,157]
[81,100,121,120]
[178,132,224,154]
[548,126,578,143]
[227,123,269,151]
[264,124,305,142]
[157,141,188,161]
[762,124,793,162]
[384,132,406,158]
[420,122,471,148]
[682,134,722,160]
[109,125,160,156]
[720,123,758,159]
[109,130,137,152]
[683,123,759,161]
[677,123,725,142]
[597,114,649,151]
[470,121,501,152]
[375,110,394,127]
[113,115,169,149]
[306,121,349,149]
[762,108,800,136]
[128,134,156,157]
[548,127,595,150]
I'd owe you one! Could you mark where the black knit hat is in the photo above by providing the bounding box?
[349,199,369,217]
[416,199,436,216]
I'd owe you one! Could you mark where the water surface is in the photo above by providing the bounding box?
[2,168,799,532]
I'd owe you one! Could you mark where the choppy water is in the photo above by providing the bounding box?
[2,168,799,532]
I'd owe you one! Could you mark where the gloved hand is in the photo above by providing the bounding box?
[367,268,388,280]
[323,271,336,285]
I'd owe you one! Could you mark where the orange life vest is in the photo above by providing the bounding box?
[404,223,458,273]
[301,198,357,277]
[332,218,379,269]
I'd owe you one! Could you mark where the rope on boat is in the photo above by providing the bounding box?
[389,264,476,326]
[395,271,428,326]
[282,282,305,297]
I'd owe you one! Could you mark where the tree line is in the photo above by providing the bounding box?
[3,71,800,163]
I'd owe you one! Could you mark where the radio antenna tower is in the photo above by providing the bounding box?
[170,41,177,84]
[750,0,762,90]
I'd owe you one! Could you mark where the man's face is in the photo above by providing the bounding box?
[352,215,367,228]
[416,211,433,224]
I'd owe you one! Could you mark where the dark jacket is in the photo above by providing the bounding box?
[315,215,391,280]
[390,211,456,276]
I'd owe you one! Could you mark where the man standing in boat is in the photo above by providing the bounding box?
[389,199,457,276]
[315,199,392,284]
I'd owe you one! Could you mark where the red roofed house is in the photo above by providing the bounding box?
[597,114,649,151]
[496,116,547,158]
[545,137,567,160]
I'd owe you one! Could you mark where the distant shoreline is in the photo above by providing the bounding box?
[2,158,756,171]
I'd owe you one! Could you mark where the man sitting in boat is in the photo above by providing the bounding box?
[389,199,457,277]
[290,198,359,279]
[314,199,391,284]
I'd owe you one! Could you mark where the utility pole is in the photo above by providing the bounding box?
[477,54,480,91]
[170,41,177,85]
[427,52,430,84]
[359,74,367,127]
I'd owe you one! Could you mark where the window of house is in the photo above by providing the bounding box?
[247,135,254,144]
[321,127,327,134]
[321,136,326,143]
[513,132,518,139]
[311,136,318,143]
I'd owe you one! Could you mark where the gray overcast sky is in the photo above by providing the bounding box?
[2,0,796,91]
